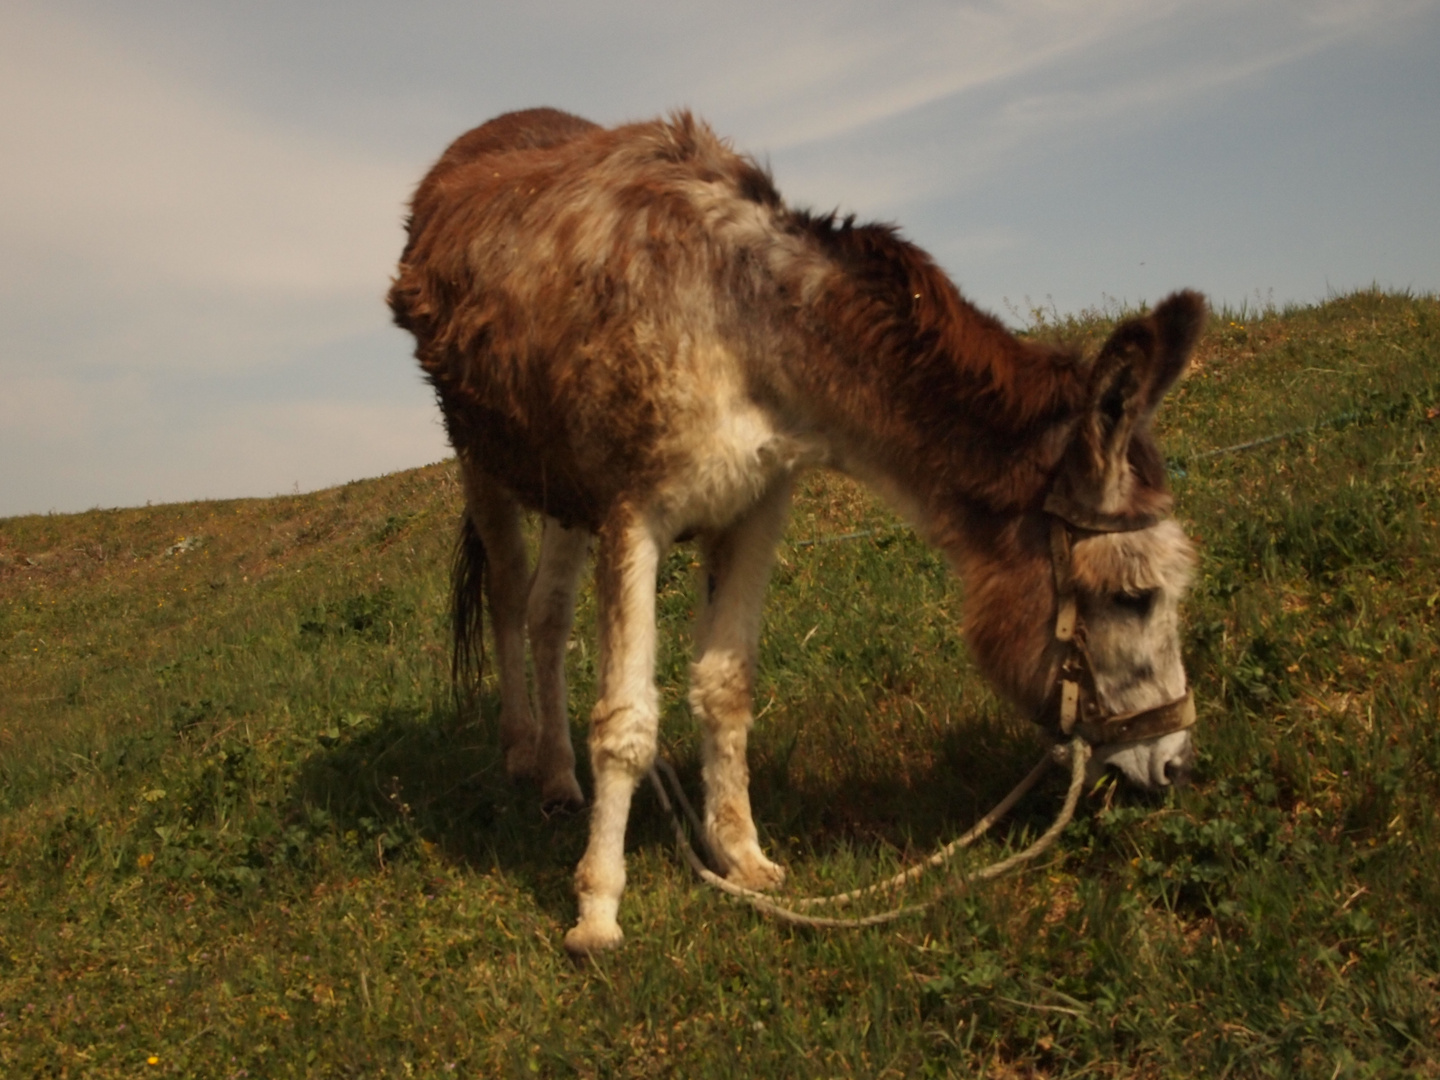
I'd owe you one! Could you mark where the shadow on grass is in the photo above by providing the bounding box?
[661,705,1096,867]
[294,692,1114,922]
[293,697,590,925]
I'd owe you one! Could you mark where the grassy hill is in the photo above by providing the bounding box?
[2,290,1438,1077]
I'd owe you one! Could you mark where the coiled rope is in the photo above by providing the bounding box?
[647,736,1090,929]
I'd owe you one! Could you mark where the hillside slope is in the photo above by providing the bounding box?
[3,290,1439,1077]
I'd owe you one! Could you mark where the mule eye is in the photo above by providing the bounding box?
[1113,589,1157,617]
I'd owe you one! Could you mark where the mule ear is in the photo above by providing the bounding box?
[1088,289,1206,446]
[1048,290,1206,526]
[1137,289,1206,417]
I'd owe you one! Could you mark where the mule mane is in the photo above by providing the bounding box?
[781,213,1093,517]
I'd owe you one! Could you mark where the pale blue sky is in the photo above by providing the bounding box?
[3,1,1437,517]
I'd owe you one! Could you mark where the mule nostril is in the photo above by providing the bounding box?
[1164,758,1192,787]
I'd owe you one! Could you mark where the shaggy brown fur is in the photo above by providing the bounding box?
[389,109,1205,952]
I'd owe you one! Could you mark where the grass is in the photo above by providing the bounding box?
[2,288,1439,1077]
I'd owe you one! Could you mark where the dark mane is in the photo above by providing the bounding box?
[787,210,1089,513]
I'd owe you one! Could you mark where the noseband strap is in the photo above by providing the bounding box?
[1074,690,1196,747]
[1044,513,1195,747]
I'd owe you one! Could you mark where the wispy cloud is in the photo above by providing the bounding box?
[708,0,1182,152]
[0,4,415,378]
[0,5,447,515]
[737,0,1439,216]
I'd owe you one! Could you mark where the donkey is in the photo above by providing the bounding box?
[389,108,1205,954]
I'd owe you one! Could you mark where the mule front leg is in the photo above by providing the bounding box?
[463,471,537,780]
[527,517,590,811]
[691,480,791,891]
[565,511,661,956]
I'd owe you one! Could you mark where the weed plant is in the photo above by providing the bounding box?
[2,290,1438,1077]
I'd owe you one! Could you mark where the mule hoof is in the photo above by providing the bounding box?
[564,918,624,956]
[540,772,586,814]
[725,853,787,892]
[504,743,538,782]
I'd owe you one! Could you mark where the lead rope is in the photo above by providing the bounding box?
[646,736,1090,929]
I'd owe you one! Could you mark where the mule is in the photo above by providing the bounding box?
[389,108,1205,954]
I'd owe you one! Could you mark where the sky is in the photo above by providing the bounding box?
[2,0,1438,518]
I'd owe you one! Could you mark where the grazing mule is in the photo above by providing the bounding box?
[389,108,1205,954]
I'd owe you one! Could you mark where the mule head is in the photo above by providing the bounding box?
[1053,290,1205,789]
[963,291,1205,791]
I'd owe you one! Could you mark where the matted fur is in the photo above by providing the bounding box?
[390,108,1206,953]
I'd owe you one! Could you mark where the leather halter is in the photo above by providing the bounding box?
[1041,491,1196,747]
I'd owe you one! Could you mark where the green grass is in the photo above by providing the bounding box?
[3,289,1439,1077]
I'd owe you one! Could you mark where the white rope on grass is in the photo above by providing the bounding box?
[646,736,1090,929]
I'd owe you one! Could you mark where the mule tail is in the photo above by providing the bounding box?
[451,512,487,701]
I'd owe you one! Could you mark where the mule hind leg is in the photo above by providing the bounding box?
[565,507,663,955]
[527,517,591,810]
[462,469,539,780]
[690,478,792,891]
